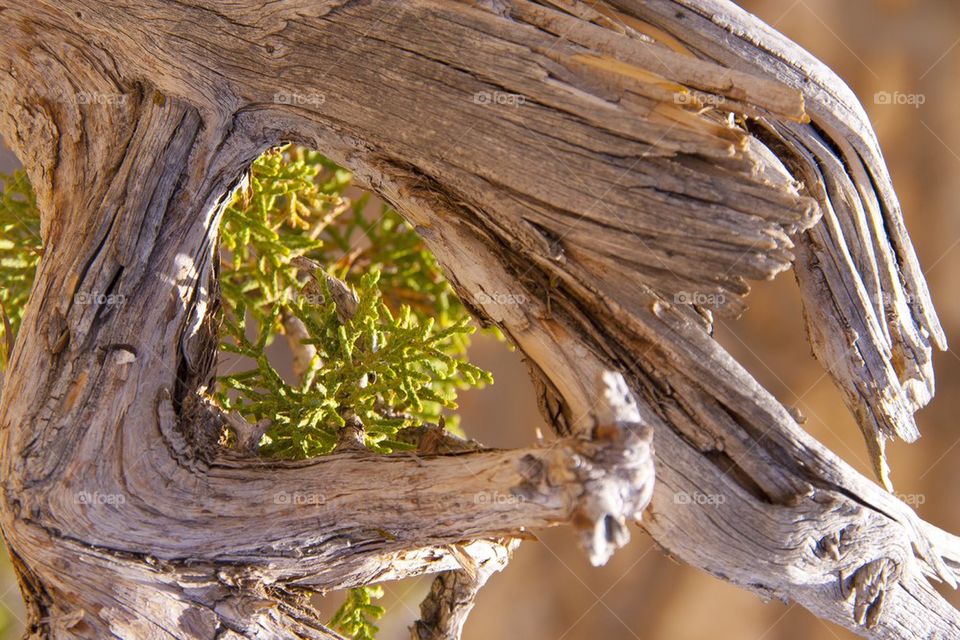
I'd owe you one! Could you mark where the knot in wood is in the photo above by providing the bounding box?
[512,372,655,566]
[843,557,902,629]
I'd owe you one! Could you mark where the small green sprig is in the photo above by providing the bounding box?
[216,145,493,460]
[219,146,350,342]
[0,170,42,369]
[218,145,475,366]
[327,199,468,350]
[329,586,385,640]
[216,269,491,457]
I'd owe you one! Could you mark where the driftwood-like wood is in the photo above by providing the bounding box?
[0,1,957,639]
[409,537,519,640]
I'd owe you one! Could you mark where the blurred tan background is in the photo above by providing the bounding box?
[2,0,960,638]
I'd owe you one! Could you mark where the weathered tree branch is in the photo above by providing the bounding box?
[409,537,518,640]
[613,0,945,490]
[182,389,654,583]
[0,1,956,638]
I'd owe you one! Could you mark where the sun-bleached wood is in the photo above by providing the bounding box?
[0,1,956,639]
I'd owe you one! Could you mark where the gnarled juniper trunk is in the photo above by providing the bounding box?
[0,1,958,639]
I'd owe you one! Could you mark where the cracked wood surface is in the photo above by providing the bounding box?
[0,0,956,638]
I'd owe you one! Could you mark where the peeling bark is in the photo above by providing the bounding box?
[0,1,956,639]
[409,538,518,640]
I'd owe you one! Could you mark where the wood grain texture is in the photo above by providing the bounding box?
[0,0,955,638]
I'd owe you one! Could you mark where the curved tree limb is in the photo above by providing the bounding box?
[0,1,956,639]
[613,0,945,493]
[409,537,518,640]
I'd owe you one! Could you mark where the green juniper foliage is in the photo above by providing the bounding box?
[219,269,489,456]
[329,585,386,640]
[0,146,494,639]
[215,146,492,637]
[218,146,343,338]
[216,145,492,456]
[0,170,42,369]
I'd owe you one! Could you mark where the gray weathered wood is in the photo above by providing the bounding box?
[0,1,956,638]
